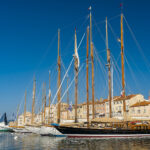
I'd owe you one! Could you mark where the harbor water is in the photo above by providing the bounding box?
[1,132,150,150]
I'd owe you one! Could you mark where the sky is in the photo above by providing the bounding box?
[0,0,150,117]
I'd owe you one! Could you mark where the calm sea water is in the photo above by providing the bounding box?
[1,132,150,150]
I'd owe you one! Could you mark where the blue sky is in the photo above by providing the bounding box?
[0,0,150,117]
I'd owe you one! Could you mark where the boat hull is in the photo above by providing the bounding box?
[67,134,150,138]
[40,126,64,136]
[25,126,41,134]
[12,127,31,133]
[0,125,13,132]
[54,126,150,138]
[0,127,13,132]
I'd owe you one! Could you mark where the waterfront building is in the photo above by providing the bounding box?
[129,100,150,120]
[16,94,149,125]
[112,94,145,119]
[17,112,32,126]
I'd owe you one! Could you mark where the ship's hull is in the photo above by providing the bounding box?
[0,126,13,132]
[12,127,31,133]
[25,126,41,134]
[67,134,150,138]
[54,126,150,138]
[39,126,64,137]
[0,125,13,132]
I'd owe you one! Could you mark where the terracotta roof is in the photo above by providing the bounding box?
[102,99,109,103]
[71,94,137,107]
[130,101,150,107]
[113,96,120,99]
[81,99,108,105]
[113,94,137,102]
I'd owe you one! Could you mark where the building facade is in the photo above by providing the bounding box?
[16,94,150,125]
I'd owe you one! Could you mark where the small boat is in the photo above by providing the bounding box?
[11,126,31,133]
[0,113,13,132]
[10,91,31,133]
[24,79,40,134]
[25,124,41,134]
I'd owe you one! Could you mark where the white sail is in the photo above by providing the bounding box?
[73,29,80,68]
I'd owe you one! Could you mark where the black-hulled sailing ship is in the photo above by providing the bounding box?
[53,8,150,138]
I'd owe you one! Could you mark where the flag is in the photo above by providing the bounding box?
[68,103,72,112]
[88,6,92,11]
[121,90,124,97]
[117,38,121,43]
[121,90,123,97]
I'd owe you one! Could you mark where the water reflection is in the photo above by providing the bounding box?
[1,133,150,150]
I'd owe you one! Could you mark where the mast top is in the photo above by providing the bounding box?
[89,6,92,44]
[33,75,36,82]
[120,3,123,14]
[74,28,77,53]
[106,17,109,50]
[88,6,92,11]
[121,13,124,51]
[49,70,50,89]
[58,28,60,58]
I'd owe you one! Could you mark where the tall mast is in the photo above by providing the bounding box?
[91,43,95,119]
[42,83,44,124]
[86,26,89,127]
[121,14,125,97]
[67,77,69,120]
[16,104,19,126]
[24,90,27,125]
[121,13,126,118]
[48,71,51,124]
[74,28,78,123]
[106,17,108,50]
[57,29,61,124]
[89,6,95,119]
[90,6,92,48]
[31,77,36,125]
[106,17,112,118]
[44,83,46,124]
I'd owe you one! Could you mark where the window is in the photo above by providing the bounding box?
[132,108,135,113]
[119,106,121,111]
[138,110,140,114]
[144,109,146,113]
